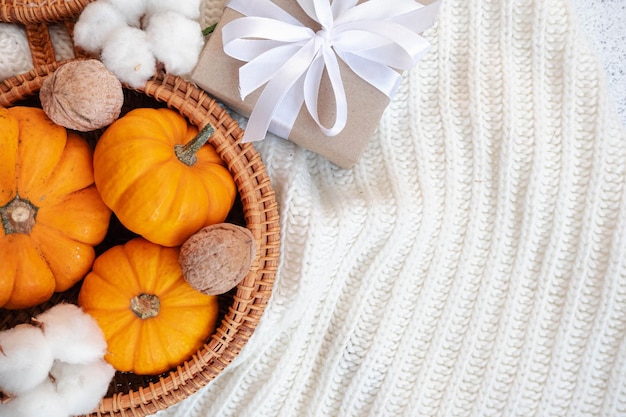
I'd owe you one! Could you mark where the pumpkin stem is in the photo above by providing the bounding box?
[0,196,38,235]
[131,293,161,319]
[174,123,215,166]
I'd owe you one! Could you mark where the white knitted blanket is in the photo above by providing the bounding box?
[2,1,626,416]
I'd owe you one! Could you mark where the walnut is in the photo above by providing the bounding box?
[179,223,258,295]
[40,59,124,132]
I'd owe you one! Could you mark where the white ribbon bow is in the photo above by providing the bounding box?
[222,0,441,142]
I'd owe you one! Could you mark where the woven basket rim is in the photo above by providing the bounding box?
[0,62,280,417]
[0,0,93,23]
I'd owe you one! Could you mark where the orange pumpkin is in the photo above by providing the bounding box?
[93,108,237,247]
[0,106,111,310]
[78,237,219,375]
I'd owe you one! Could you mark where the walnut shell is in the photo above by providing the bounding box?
[40,59,124,132]
[179,223,257,295]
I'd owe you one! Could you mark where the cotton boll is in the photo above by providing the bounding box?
[0,324,54,396]
[101,26,156,88]
[0,380,68,417]
[145,11,204,76]
[103,0,147,27]
[50,360,115,415]
[145,0,201,20]
[74,0,127,53]
[35,303,107,365]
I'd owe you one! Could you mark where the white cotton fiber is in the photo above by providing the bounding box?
[73,1,127,53]
[145,0,201,20]
[0,380,68,417]
[0,324,54,396]
[103,0,147,27]
[145,11,204,76]
[100,26,156,88]
[50,359,116,416]
[35,303,107,365]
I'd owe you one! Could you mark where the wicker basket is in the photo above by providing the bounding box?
[0,2,281,416]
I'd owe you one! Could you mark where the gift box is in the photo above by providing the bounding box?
[191,0,441,168]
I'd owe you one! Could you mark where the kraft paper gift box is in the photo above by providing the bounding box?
[191,0,440,169]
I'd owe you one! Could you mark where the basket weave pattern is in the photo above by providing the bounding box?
[0,2,280,416]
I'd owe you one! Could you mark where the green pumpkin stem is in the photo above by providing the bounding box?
[174,123,215,166]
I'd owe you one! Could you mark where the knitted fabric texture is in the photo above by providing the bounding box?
[158,1,626,416]
[2,0,626,416]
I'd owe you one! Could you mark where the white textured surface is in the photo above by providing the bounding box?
[570,0,626,126]
[159,0,626,416]
[1,1,626,416]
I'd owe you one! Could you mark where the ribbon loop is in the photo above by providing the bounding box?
[223,0,441,143]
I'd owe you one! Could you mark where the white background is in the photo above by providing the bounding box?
[571,0,626,126]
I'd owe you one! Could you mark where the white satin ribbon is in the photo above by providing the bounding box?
[222,0,441,142]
